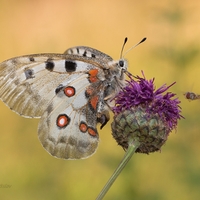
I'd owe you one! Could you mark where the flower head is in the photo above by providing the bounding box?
[111,72,183,153]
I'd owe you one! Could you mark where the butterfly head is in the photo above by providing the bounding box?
[118,59,127,70]
[108,37,146,79]
[107,59,128,80]
[108,59,128,71]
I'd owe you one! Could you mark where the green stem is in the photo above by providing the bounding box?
[96,140,140,200]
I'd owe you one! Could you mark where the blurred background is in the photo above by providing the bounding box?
[0,0,200,199]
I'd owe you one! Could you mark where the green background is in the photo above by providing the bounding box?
[0,0,200,199]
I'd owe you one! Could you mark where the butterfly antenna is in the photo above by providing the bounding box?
[120,37,128,58]
[123,37,147,58]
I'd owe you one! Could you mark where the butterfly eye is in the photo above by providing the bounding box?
[119,60,124,67]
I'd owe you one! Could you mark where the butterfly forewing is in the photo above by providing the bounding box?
[0,54,65,117]
[0,54,100,117]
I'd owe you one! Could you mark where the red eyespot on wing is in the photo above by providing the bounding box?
[88,127,98,137]
[79,122,88,133]
[64,86,76,97]
[57,114,70,128]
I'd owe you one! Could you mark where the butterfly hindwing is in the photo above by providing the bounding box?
[38,73,102,159]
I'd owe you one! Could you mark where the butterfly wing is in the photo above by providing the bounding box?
[38,70,103,159]
[0,54,98,118]
[0,53,109,159]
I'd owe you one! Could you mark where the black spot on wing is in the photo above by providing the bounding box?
[69,49,73,54]
[45,59,55,71]
[76,48,79,54]
[65,61,77,72]
[29,57,35,62]
[55,84,64,94]
[83,51,87,57]
[24,69,34,79]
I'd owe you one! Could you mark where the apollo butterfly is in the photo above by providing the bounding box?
[0,38,146,159]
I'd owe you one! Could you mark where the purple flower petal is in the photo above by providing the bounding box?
[112,72,183,132]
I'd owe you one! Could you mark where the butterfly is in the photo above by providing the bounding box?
[0,38,146,160]
[184,92,200,101]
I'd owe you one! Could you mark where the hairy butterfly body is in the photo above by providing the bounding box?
[0,46,127,159]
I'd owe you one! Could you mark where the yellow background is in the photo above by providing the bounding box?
[0,0,200,199]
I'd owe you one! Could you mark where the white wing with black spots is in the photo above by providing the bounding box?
[0,45,128,159]
[0,54,101,117]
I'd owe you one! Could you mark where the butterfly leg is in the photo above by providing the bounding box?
[97,110,110,129]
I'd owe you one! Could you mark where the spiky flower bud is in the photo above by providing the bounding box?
[111,72,183,153]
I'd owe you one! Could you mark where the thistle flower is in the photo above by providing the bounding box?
[111,71,182,153]
[96,72,183,199]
